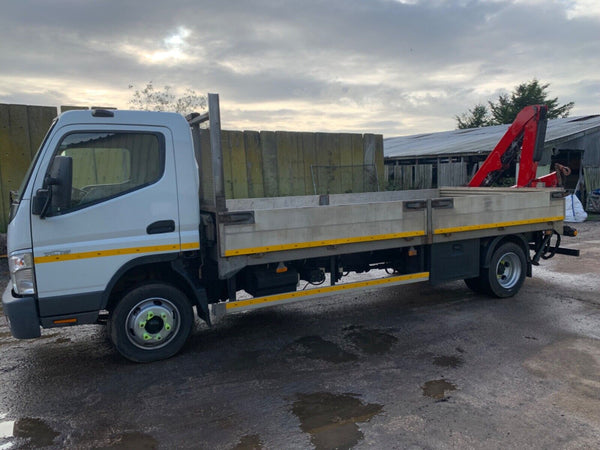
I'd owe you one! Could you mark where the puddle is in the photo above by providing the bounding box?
[286,336,357,363]
[292,392,382,449]
[0,417,60,448]
[54,337,71,344]
[422,379,457,400]
[0,419,14,439]
[98,431,158,449]
[232,434,263,449]
[433,355,464,368]
[345,328,398,355]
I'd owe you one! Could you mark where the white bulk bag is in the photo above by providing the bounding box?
[564,194,587,223]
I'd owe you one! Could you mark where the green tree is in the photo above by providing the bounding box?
[128,82,206,115]
[456,104,491,129]
[455,79,574,129]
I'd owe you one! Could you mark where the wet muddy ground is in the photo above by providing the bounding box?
[1,220,600,449]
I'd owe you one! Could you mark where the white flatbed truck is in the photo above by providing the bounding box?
[3,94,574,361]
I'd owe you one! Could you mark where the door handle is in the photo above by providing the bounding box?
[147,220,175,234]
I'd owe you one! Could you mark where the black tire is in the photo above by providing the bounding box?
[109,283,194,362]
[481,242,526,298]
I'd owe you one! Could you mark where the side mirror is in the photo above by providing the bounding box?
[32,156,73,217]
[49,156,73,211]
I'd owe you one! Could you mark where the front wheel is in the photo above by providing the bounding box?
[482,242,527,298]
[109,283,194,362]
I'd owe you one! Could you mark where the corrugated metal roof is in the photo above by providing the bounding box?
[384,115,600,159]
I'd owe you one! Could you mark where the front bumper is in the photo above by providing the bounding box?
[2,282,41,339]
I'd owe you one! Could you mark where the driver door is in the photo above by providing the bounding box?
[30,125,180,316]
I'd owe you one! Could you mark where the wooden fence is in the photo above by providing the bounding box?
[385,164,433,190]
[0,103,384,232]
[438,161,469,186]
[384,161,468,190]
[584,166,600,191]
[199,130,383,207]
[0,104,58,232]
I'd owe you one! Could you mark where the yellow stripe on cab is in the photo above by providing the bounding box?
[34,242,200,264]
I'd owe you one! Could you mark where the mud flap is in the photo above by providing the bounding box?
[171,259,211,326]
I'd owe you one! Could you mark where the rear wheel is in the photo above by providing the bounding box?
[482,242,526,298]
[109,283,194,362]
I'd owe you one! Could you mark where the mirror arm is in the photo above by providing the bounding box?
[39,189,51,219]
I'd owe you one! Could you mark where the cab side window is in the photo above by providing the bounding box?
[57,132,164,211]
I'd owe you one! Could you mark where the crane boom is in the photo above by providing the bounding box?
[468,105,559,188]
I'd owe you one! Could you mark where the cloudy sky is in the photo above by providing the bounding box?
[1,0,599,136]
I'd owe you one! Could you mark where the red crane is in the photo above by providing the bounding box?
[468,104,568,188]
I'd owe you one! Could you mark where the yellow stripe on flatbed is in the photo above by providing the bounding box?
[223,230,426,257]
[226,271,430,310]
[434,216,564,235]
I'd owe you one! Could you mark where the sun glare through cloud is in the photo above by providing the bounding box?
[145,26,194,64]
[120,26,197,66]
[565,0,600,19]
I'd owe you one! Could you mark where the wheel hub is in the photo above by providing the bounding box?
[495,252,521,289]
[145,315,165,334]
[126,298,179,349]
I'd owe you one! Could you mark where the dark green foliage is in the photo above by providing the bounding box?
[456,104,492,129]
[456,79,574,129]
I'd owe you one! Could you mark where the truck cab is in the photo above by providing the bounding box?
[3,109,203,360]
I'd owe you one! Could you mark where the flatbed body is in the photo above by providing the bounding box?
[220,187,562,259]
[205,185,563,316]
[209,187,562,277]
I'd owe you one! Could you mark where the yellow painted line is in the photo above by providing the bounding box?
[181,242,201,251]
[434,216,564,235]
[226,272,430,310]
[224,230,426,257]
[34,242,201,264]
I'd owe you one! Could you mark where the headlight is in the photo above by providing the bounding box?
[8,251,36,296]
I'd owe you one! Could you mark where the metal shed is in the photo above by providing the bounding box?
[384,115,600,208]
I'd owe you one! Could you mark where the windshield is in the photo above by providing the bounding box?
[9,119,57,222]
